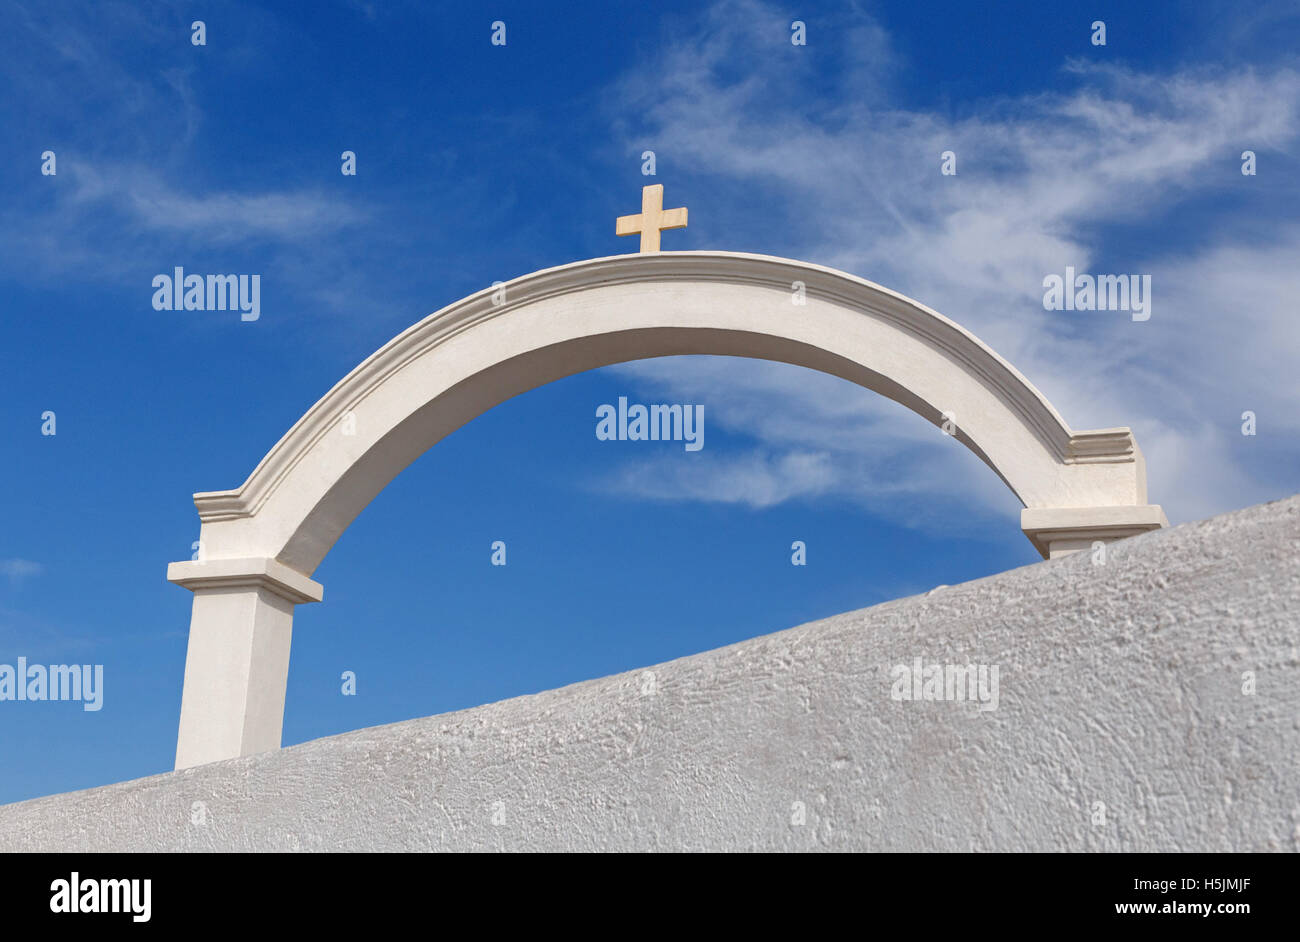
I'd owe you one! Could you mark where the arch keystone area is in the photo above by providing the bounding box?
[166,250,1166,768]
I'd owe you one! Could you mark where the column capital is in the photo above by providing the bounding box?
[167,557,324,605]
[1021,505,1168,559]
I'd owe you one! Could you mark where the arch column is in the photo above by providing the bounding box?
[1021,505,1169,559]
[167,558,323,769]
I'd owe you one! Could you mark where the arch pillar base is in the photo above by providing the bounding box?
[1021,505,1169,559]
[166,558,323,769]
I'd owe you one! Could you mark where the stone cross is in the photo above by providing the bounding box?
[616,184,688,253]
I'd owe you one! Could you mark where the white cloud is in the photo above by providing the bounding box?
[599,356,1018,534]
[64,162,365,245]
[601,449,838,508]
[0,5,371,314]
[597,0,1300,526]
[0,559,44,585]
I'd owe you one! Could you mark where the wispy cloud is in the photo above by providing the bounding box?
[67,162,365,245]
[600,449,838,508]
[598,357,1016,533]
[0,559,44,586]
[0,2,375,319]
[597,0,1300,526]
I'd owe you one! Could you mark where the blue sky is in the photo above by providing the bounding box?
[2,0,1298,804]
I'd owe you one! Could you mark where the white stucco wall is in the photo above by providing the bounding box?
[3,494,1296,852]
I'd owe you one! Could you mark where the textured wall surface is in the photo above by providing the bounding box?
[3,495,1297,852]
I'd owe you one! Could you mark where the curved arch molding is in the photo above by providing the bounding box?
[166,251,1167,768]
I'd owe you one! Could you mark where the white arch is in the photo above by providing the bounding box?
[166,251,1166,768]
